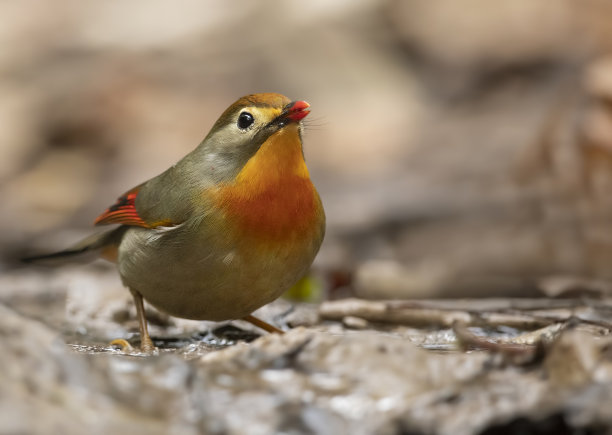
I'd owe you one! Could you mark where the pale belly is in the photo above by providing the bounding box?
[116,219,323,321]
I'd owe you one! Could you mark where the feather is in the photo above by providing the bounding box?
[94,186,148,227]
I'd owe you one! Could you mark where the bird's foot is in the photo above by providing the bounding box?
[109,337,158,354]
[139,335,157,354]
[243,314,285,334]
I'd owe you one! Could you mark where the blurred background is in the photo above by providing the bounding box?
[5,0,612,301]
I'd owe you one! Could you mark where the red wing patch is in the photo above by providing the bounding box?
[94,187,148,227]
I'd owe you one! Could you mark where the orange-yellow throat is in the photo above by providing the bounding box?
[215,125,321,244]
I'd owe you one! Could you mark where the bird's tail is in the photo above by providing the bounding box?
[22,226,127,265]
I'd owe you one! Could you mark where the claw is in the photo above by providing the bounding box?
[109,338,133,351]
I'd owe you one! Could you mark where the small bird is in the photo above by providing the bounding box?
[27,93,325,351]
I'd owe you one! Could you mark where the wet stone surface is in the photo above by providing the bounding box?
[2,267,612,434]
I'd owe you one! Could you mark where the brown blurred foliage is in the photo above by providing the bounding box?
[4,0,612,298]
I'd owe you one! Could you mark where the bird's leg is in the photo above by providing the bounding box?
[242,314,284,334]
[130,288,156,352]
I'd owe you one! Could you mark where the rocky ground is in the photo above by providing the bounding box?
[3,265,612,434]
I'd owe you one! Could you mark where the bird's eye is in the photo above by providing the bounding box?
[237,112,254,129]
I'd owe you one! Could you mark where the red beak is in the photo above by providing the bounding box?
[285,100,310,122]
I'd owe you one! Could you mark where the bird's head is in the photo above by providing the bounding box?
[196,93,311,182]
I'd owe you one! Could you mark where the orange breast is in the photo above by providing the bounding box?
[219,176,321,243]
[213,126,323,245]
